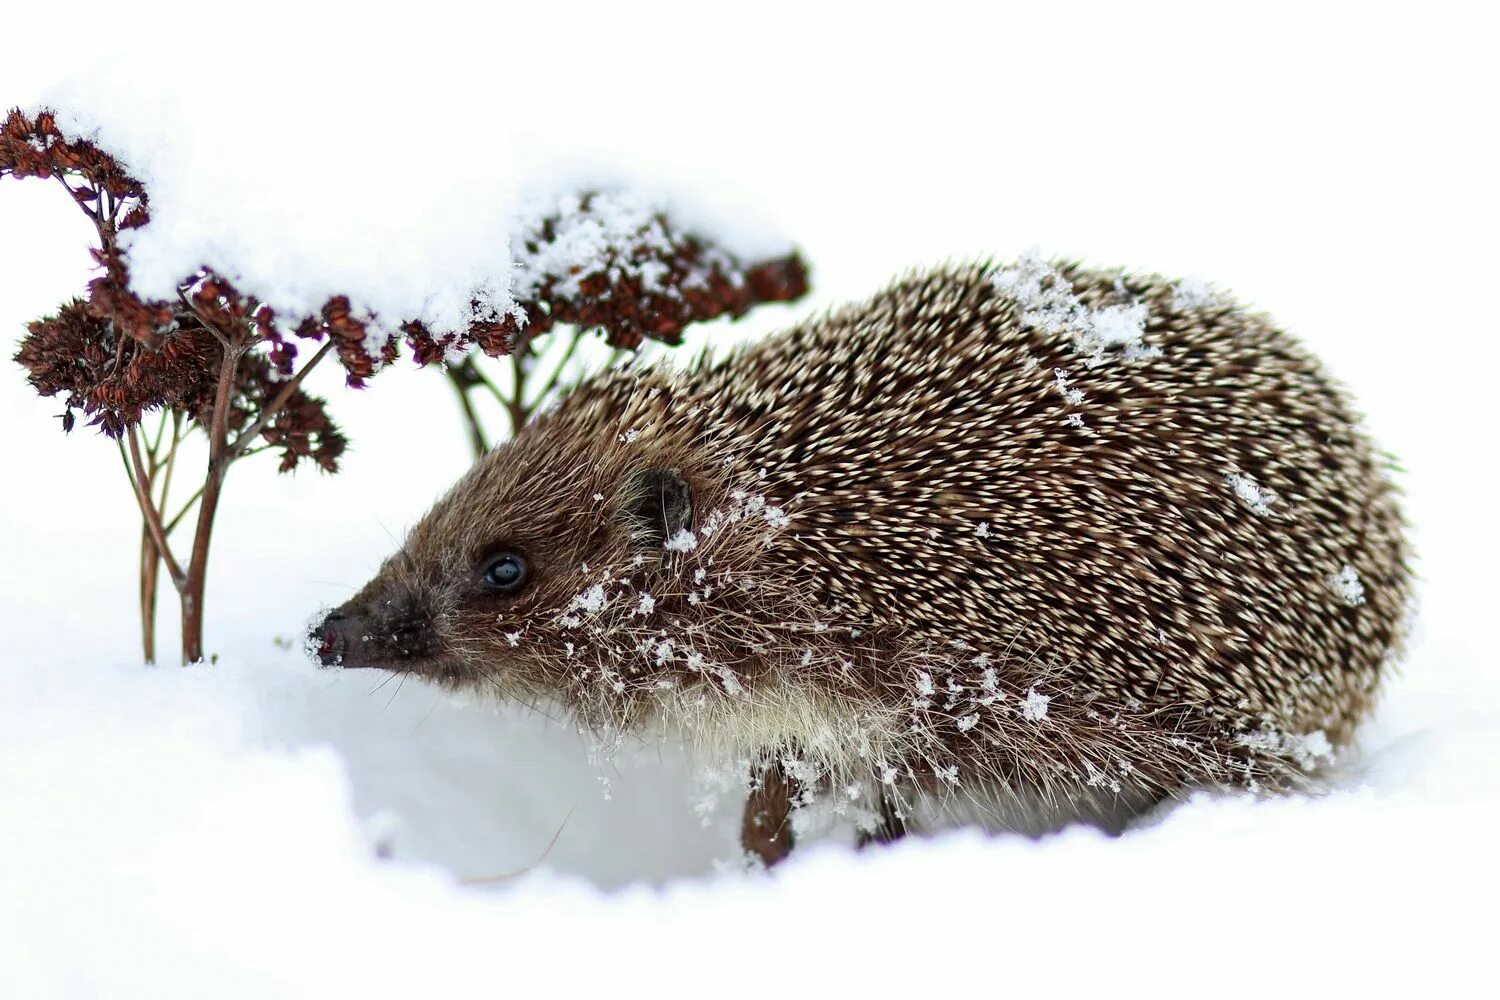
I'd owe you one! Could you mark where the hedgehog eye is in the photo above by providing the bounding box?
[479,551,529,594]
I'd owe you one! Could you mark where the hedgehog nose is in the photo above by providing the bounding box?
[310,609,351,667]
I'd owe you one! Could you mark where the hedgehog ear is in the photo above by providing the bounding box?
[622,468,693,549]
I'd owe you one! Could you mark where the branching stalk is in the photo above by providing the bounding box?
[124,431,186,589]
[177,338,245,663]
[228,340,334,458]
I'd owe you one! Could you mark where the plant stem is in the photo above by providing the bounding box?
[148,408,169,461]
[163,485,205,535]
[445,361,490,459]
[155,413,181,515]
[120,433,163,665]
[140,523,159,664]
[138,413,187,664]
[124,431,186,590]
[528,329,583,416]
[226,340,334,459]
[503,336,531,435]
[179,339,244,665]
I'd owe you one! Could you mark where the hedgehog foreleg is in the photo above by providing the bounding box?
[741,762,797,867]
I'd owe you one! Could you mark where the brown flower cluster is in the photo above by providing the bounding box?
[16,300,216,436]
[482,191,810,352]
[4,109,350,470]
[230,356,346,473]
[6,107,808,457]
[17,298,344,471]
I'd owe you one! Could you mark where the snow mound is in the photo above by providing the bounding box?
[1,646,1496,997]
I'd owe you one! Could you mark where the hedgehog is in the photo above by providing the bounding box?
[311,256,1411,866]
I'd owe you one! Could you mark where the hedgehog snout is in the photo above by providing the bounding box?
[309,590,439,669]
[309,608,350,666]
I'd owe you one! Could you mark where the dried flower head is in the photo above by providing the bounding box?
[15,298,344,471]
[502,190,809,351]
[15,300,216,436]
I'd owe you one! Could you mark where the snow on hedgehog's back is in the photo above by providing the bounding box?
[311,256,1412,865]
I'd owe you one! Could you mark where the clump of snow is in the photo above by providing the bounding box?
[1172,276,1223,309]
[714,666,745,697]
[1226,471,1279,516]
[302,607,334,662]
[508,189,749,307]
[570,584,609,615]
[664,529,699,553]
[1020,687,1051,722]
[29,52,795,342]
[1238,725,1337,769]
[1329,564,1368,606]
[1090,301,1150,345]
[1299,730,1335,763]
[992,251,1154,365]
[1053,369,1086,404]
[915,671,936,699]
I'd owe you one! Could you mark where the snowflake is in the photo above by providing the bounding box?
[1327,564,1366,607]
[715,667,744,697]
[993,251,1154,365]
[1171,276,1221,309]
[664,528,698,553]
[570,584,607,614]
[1226,471,1278,516]
[1020,687,1051,722]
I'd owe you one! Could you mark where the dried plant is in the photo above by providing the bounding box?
[437,191,809,454]
[4,107,809,662]
[3,109,400,663]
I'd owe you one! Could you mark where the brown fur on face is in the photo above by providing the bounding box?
[316,371,714,700]
[313,261,1412,856]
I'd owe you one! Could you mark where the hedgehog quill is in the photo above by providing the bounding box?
[311,257,1411,866]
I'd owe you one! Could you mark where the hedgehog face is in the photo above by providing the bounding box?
[308,410,698,707]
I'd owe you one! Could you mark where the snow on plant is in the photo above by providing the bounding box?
[441,190,809,456]
[3,106,808,664]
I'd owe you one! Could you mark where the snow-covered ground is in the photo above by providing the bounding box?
[2,2,1497,996]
